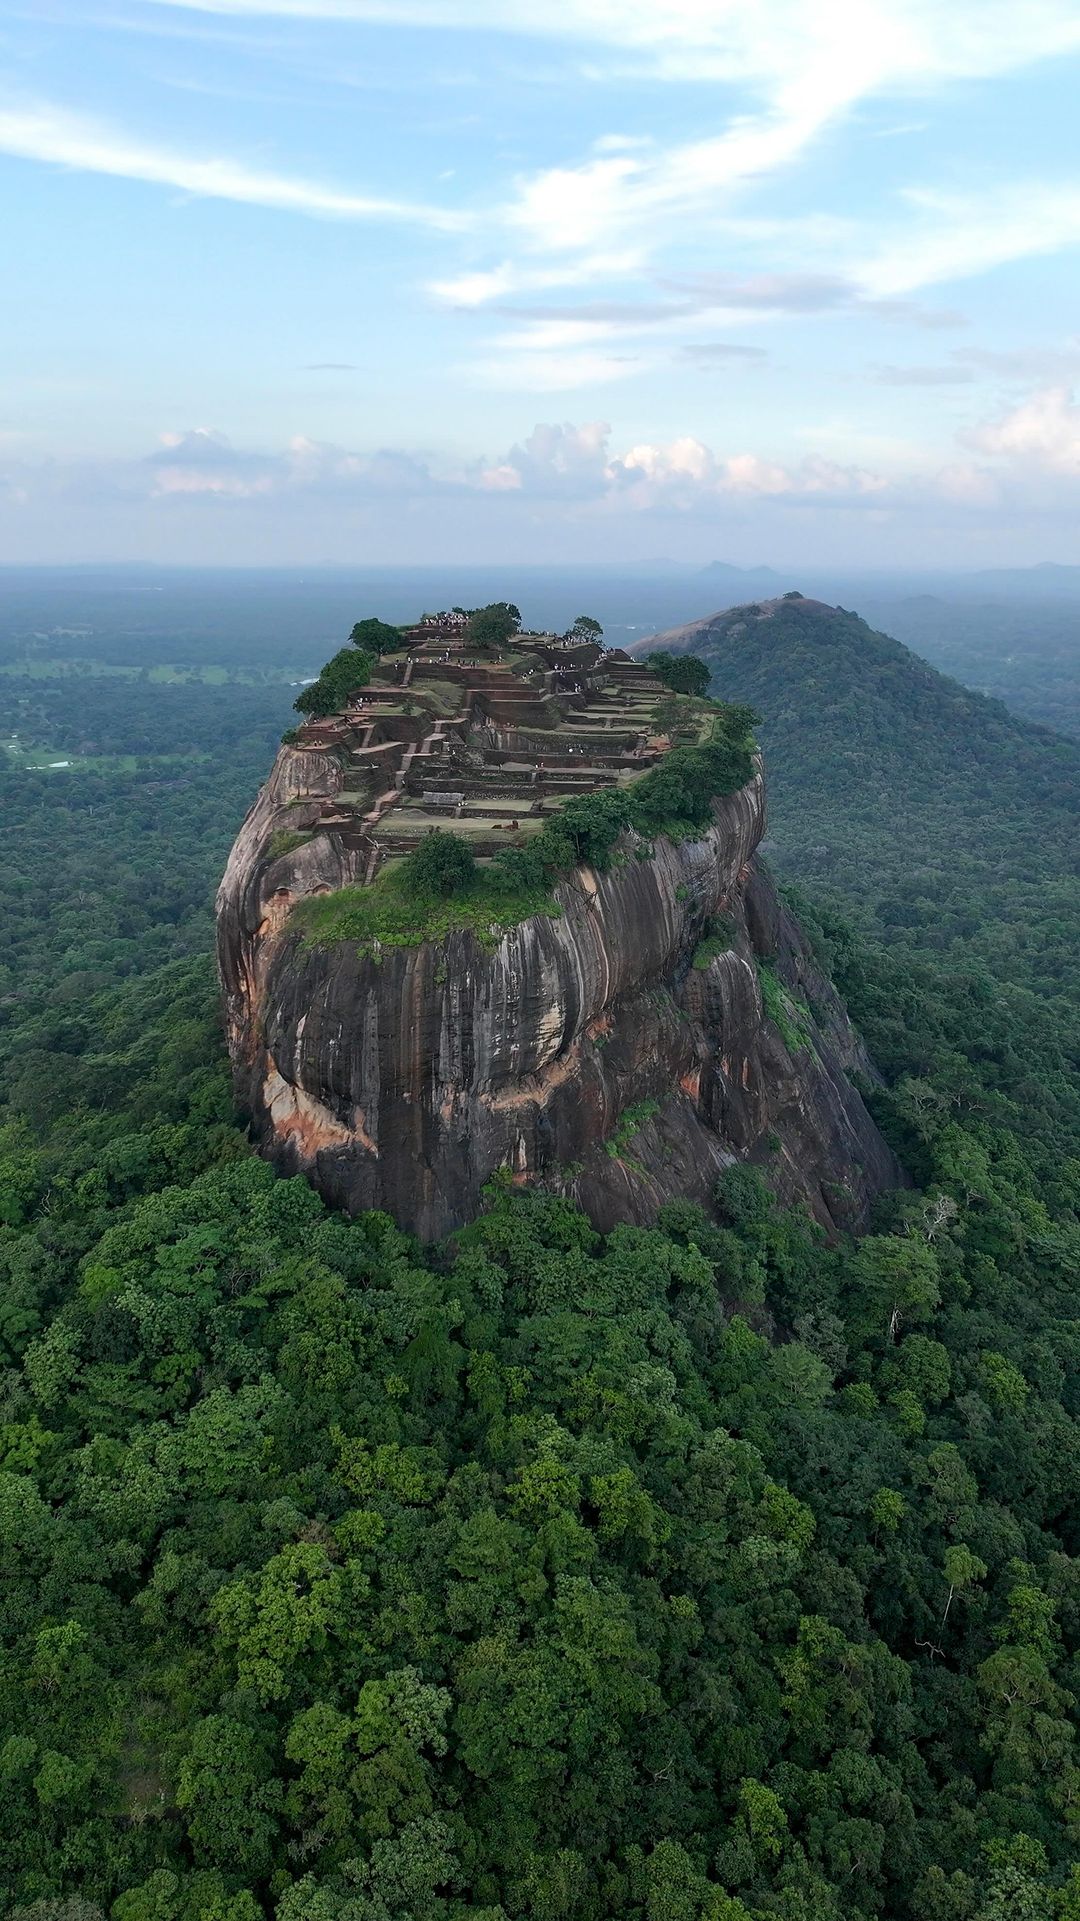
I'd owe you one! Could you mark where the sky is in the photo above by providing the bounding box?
[3,0,1080,567]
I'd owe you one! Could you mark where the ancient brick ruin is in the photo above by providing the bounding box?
[291,622,695,883]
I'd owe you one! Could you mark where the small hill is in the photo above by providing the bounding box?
[638,593,1080,1167]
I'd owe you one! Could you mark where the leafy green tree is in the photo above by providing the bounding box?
[647,650,712,698]
[941,1543,987,1624]
[846,1233,941,1342]
[466,602,521,649]
[175,1716,282,1876]
[401,830,477,898]
[349,617,402,655]
[294,647,374,718]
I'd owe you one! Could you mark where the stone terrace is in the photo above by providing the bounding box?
[292,625,707,876]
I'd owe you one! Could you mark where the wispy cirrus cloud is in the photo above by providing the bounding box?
[137,1,1080,91]
[443,269,967,392]
[861,182,1080,296]
[0,99,462,227]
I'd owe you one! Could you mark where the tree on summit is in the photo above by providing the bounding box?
[402,829,477,898]
[294,647,374,717]
[466,602,521,650]
[648,650,712,699]
[349,617,402,655]
[570,614,603,641]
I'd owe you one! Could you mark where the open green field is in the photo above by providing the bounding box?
[0,655,303,685]
[3,736,211,776]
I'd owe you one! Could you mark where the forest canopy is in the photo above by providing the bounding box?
[1,612,1079,1920]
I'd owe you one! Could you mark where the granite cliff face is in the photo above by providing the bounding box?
[217,741,901,1241]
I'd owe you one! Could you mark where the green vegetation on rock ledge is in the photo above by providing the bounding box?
[757,958,813,1052]
[292,703,757,952]
[605,1096,662,1157]
[493,701,758,894]
[292,857,559,953]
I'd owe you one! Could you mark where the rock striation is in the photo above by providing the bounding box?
[217,741,902,1241]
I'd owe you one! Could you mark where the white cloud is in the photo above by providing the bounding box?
[130,417,890,508]
[140,0,1080,280]
[933,462,999,504]
[469,347,643,391]
[861,183,1080,297]
[616,436,714,485]
[602,432,888,502]
[473,419,613,490]
[428,251,647,308]
[140,2,1080,91]
[12,409,1080,537]
[0,99,460,227]
[967,386,1080,473]
[142,427,441,497]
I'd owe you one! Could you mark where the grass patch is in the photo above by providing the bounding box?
[605,1098,662,1158]
[292,863,560,956]
[692,911,738,969]
[268,828,311,860]
[756,960,812,1052]
[3,739,209,776]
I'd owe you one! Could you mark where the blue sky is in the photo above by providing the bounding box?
[3,0,1080,566]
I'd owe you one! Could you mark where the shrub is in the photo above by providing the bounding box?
[606,1098,662,1158]
[267,829,310,861]
[401,830,477,898]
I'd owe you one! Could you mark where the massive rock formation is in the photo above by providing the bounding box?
[217,741,902,1241]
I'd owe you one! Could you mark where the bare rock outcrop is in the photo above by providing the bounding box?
[217,745,901,1241]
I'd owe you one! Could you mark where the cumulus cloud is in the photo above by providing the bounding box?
[471,422,890,506]
[467,421,890,506]
[3,418,897,516]
[142,428,440,499]
[15,410,1080,543]
[967,386,1080,473]
[932,462,1000,504]
[473,419,612,494]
